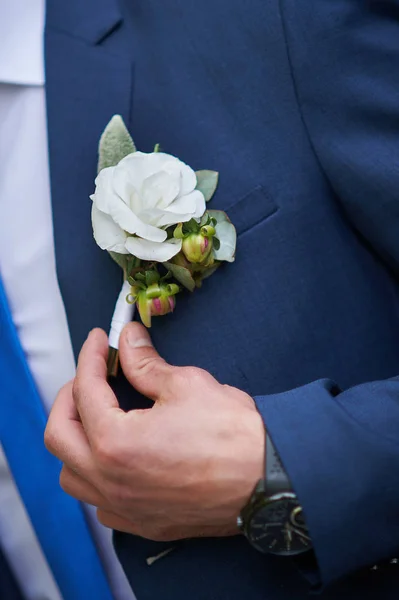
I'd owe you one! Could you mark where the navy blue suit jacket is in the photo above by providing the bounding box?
[0,546,23,600]
[45,0,399,598]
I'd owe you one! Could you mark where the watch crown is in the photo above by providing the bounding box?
[237,516,244,529]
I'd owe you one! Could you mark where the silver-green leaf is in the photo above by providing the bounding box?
[98,115,136,173]
[163,261,196,292]
[195,170,219,202]
[200,262,221,281]
[207,210,237,263]
[109,251,129,272]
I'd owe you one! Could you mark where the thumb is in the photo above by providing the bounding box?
[118,322,173,401]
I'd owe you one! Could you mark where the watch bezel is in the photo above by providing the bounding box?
[239,489,312,556]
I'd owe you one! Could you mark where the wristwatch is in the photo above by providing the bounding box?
[237,434,312,556]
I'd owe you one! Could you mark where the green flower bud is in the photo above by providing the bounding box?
[182,231,214,264]
[134,282,179,328]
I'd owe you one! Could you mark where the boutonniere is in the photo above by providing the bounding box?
[90,116,237,376]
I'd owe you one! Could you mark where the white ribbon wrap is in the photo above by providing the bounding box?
[108,280,135,349]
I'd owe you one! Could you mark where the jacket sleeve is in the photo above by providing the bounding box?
[255,379,399,585]
[256,0,399,586]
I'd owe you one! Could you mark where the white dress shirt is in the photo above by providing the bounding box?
[0,2,135,599]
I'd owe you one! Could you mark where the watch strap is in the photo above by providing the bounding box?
[265,434,290,496]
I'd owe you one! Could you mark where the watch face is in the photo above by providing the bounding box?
[248,493,312,556]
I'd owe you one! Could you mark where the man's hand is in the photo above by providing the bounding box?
[45,324,265,541]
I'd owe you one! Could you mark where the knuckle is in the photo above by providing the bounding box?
[135,355,165,378]
[94,424,139,474]
[172,366,211,388]
[106,483,132,507]
[169,367,192,388]
[223,384,255,405]
[182,366,202,379]
[59,468,72,494]
[44,426,57,453]
[72,375,94,405]
[72,376,83,401]
[94,440,116,467]
[93,432,126,471]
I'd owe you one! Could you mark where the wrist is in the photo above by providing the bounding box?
[237,408,266,512]
[209,390,266,536]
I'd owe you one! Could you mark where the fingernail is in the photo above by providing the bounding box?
[126,325,153,349]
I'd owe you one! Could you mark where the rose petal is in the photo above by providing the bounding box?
[153,190,206,227]
[112,167,142,214]
[191,189,206,218]
[152,211,195,228]
[103,190,166,242]
[141,171,180,211]
[119,152,176,186]
[92,166,166,241]
[92,152,203,249]
[163,191,197,215]
[125,236,182,261]
[177,162,197,196]
[134,152,197,196]
[114,152,182,212]
[91,204,129,253]
[91,167,117,213]
[145,152,184,176]
[117,152,152,195]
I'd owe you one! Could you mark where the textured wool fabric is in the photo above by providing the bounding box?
[0,544,24,600]
[46,0,399,598]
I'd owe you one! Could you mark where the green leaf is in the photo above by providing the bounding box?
[109,251,129,272]
[146,284,162,299]
[138,292,152,328]
[127,278,146,290]
[195,170,219,202]
[166,283,180,295]
[213,236,220,251]
[145,270,160,286]
[207,210,237,263]
[160,270,172,281]
[163,261,196,292]
[173,223,184,239]
[98,115,136,173]
[153,143,161,153]
[126,293,136,305]
[200,213,210,227]
[186,218,201,234]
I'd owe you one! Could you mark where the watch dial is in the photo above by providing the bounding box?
[248,494,312,556]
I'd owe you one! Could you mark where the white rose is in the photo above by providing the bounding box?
[91,151,206,262]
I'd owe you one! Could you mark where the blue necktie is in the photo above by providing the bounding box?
[0,276,114,600]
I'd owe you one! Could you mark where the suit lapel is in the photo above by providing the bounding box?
[45,0,134,358]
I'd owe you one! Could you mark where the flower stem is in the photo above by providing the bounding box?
[107,279,135,377]
[107,347,119,378]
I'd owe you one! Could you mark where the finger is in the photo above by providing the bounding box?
[118,322,174,401]
[96,509,139,534]
[60,466,108,508]
[74,328,124,440]
[45,382,95,475]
